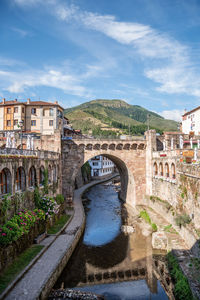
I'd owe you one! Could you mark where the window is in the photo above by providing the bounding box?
[31,120,36,126]
[49,108,54,116]
[153,162,158,176]
[39,166,45,185]
[49,120,53,126]
[0,168,11,194]
[28,166,36,187]
[16,167,26,191]
[57,110,63,118]
[171,163,176,179]
[14,107,18,113]
[7,108,11,113]
[31,108,36,115]
[7,120,11,126]
[14,120,18,126]
[22,107,25,113]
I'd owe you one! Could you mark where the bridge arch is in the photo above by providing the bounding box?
[62,139,146,207]
[83,153,135,204]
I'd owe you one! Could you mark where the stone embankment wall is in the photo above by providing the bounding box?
[147,151,200,253]
[151,160,200,229]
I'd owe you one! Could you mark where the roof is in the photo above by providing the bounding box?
[182,106,200,117]
[0,99,64,110]
[0,100,26,105]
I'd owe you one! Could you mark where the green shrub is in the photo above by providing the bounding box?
[34,187,41,208]
[151,223,157,232]
[39,196,59,217]
[167,252,193,300]
[55,194,64,205]
[175,214,191,228]
[43,169,49,195]
[0,209,45,246]
[139,210,151,224]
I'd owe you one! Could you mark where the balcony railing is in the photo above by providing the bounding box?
[0,148,37,156]
[0,148,60,159]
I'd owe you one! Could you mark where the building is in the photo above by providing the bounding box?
[89,155,115,177]
[0,98,64,135]
[182,106,200,135]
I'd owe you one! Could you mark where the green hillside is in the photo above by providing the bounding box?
[65,99,177,137]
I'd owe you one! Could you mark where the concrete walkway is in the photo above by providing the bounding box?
[4,175,118,300]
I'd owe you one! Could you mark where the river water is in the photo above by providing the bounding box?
[54,182,169,300]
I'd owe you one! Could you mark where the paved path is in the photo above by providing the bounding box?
[4,175,118,300]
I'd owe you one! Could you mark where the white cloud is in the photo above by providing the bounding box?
[11,0,200,100]
[159,109,184,122]
[145,65,200,97]
[45,1,200,98]
[0,67,92,98]
[14,0,41,6]
[12,27,29,38]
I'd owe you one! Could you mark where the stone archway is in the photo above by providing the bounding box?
[76,153,136,206]
[62,139,146,208]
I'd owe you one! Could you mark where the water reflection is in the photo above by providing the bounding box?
[83,184,121,246]
[75,280,168,300]
[54,183,170,299]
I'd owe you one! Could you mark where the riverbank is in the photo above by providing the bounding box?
[3,174,118,300]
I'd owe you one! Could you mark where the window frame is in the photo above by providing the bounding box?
[31,120,36,126]
[14,107,18,113]
[31,108,36,115]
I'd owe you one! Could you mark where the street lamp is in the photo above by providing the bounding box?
[18,120,24,149]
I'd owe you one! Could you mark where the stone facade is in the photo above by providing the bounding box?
[0,150,61,224]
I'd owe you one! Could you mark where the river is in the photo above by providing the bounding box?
[54,182,170,300]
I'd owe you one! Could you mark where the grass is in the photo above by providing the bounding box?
[139,210,157,232]
[164,224,178,234]
[47,214,70,234]
[0,245,44,295]
[167,252,194,300]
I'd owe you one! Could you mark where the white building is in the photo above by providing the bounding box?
[182,106,200,135]
[89,156,115,177]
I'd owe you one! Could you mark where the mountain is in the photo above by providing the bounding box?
[64,99,178,136]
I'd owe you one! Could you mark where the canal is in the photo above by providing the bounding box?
[53,181,170,299]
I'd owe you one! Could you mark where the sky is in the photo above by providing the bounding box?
[1,0,200,121]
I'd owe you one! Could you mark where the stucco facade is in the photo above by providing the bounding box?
[0,98,64,135]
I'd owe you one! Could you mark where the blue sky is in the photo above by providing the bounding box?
[1,0,200,121]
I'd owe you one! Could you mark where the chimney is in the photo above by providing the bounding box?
[184,109,187,114]
[54,101,58,104]
[27,98,31,104]
[14,99,17,102]
[2,98,5,104]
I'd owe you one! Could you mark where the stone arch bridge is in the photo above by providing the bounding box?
[62,132,154,207]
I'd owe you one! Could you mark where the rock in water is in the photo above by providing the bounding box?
[49,289,105,299]
[121,225,135,234]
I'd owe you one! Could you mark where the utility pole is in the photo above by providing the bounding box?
[147,114,150,131]
[128,124,130,136]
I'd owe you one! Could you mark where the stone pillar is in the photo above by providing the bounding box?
[145,130,156,196]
